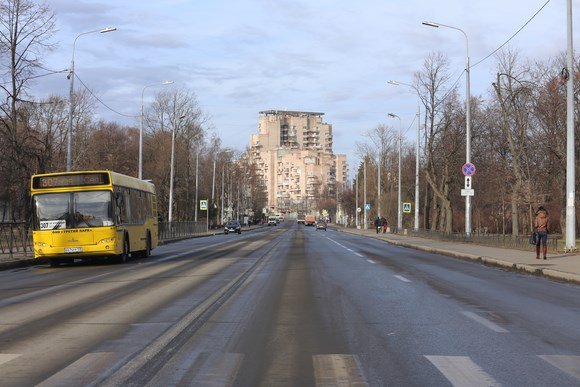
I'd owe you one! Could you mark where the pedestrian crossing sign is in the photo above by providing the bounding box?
[200,200,208,211]
[403,202,412,213]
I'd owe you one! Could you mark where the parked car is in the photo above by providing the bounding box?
[224,220,242,234]
[315,221,327,231]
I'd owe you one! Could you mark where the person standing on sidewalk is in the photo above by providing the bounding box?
[374,216,382,234]
[534,206,550,260]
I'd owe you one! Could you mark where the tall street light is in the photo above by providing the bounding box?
[168,114,186,225]
[363,157,367,230]
[565,0,576,251]
[388,80,421,232]
[423,21,472,236]
[139,80,173,179]
[67,27,116,172]
[388,113,403,231]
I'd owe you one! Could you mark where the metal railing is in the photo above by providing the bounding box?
[408,229,559,252]
[157,221,209,241]
[0,222,33,258]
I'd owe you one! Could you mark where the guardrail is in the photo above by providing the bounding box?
[409,229,559,252]
[157,221,209,241]
[0,222,33,258]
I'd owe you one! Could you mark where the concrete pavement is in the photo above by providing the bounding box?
[336,226,580,285]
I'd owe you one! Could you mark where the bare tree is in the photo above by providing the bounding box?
[0,0,56,220]
[490,49,536,236]
[415,52,461,232]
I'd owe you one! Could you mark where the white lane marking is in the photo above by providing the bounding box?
[367,259,376,264]
[394,275,410,283]
[327,237,367,260]
[38,352,126,386]
[190,353,244,386]
[313,354,368,386]
[0,354,20,366]
[461,311,509,333]
[539,355,580,381]
[425,355,501,387]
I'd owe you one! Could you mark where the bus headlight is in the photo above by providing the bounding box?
[34,241,46,247]
[98,238,115,244]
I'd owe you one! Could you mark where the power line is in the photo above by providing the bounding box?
[471,0,552,68]
[74,74,139,118]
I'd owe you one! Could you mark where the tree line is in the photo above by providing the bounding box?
[0,0,267,224]
[347,49,579,236]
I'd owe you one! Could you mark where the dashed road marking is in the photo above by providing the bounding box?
[313,354,368,386]
[461,311,509,333]
[539,355,580,381]
[354,252,364,258]
[425,355,501,387]
[367,259,376,264]
[37,352,126,386]
[0,354,20,367]
[394,275,410,283]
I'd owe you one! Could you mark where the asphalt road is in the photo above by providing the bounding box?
[0,222,579,386]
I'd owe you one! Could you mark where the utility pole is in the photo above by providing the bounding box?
[565,0,576,251]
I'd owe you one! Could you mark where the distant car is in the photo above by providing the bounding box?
[315,221,327,231]
[267,216,278,226]
[224,220,242,234]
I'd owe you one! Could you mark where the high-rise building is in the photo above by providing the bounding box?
[249,110,347,214]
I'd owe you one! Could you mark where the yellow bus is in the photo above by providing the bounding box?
[30,170,158,266]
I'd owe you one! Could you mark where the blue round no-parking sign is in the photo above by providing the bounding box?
[462,162,476,176]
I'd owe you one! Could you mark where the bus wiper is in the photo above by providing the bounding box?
[54,213,68,229]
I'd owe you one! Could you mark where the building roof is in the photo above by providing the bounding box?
[259,110,324,117]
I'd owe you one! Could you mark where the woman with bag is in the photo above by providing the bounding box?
[534,206,550,260]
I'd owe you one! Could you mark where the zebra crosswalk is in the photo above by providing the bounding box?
[1,351,579,385]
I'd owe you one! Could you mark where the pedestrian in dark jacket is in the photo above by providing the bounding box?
[534,206,550,260]
[374,217,382,234]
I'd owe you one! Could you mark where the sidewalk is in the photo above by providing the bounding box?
[336,227,580,285]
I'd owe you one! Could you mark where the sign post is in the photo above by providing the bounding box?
[200,200,208,232]
[461,162,476,235]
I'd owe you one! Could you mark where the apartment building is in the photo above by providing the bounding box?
[250,110,347,213]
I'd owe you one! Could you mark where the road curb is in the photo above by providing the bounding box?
[0,258,37,270]
[335,227,580,285]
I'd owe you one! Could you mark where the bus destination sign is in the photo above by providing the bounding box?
[33,173,109,189]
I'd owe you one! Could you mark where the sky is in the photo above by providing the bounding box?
[29,0,578,173]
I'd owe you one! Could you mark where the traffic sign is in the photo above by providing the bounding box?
[199,200,208,210]
[461,189,475,196]
[465,176,472,189]
[462,162,476,176]
[403,202,412,213]
[364,203,371,211]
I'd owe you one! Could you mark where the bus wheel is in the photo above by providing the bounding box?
[138,232,151,258]
[117,237,129,264]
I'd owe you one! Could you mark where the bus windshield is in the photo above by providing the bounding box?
[33,190,114,230]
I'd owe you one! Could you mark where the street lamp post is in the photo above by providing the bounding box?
[388,80,421,232]
[363,157,367,230]
[139,80,173,179]
[168,114,186,225]
[67,27,116,172]
[355,174,359,229]
[388,113,403,231]
[565,0,576,251]
[194,148,199,222]
[423,21,472,236]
